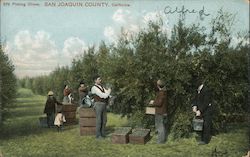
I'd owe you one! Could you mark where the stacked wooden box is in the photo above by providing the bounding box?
[79,108,96,136]
[111,127,151,144]
[111,127,132,144]
[62,103,77,125]
[129,128,151,144]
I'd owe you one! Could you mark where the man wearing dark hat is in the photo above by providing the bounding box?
[192,80,213,145]
[91,75,111,139]
[149,79,168,144]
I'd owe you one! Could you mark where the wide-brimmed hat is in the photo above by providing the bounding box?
[48,91,54,96]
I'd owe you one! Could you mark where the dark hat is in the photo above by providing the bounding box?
[79,80,85,85]
[93,75,101,81]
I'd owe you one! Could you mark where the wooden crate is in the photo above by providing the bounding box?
[111,127,132,144]
[79,107,96,136]
[64,111,76,119]
[145,107,156,115]
[64,118,77,125]
[79,118,96,127]
[79,108,96,118]
[62,104,77,112]
[62,104,77,125]
[80,126,96,136]
[129,128,151,144]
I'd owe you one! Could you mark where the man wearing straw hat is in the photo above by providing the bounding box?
[44,91,62,128]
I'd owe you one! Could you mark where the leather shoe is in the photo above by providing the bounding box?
[198,141,207,145]
[96,136,104,140]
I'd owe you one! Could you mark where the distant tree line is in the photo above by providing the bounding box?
[18,10,249,138]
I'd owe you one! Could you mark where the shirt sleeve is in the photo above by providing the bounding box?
[199,89,211,114]
[54,97,62,105]
[91,86,110,99]
[191,95,198,108]
[79,86,88,92]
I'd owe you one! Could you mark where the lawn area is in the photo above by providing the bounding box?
[0,88,248,157]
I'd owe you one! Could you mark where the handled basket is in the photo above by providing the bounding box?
[192,117,204,131]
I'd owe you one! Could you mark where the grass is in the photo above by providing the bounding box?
[0,88,248,157]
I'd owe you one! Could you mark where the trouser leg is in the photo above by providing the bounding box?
[155,114,166,143]
[46,113,51,127]
[57,126,60,132]
[95,103,102,137]
[50,113,55,127]
[95,102,106,138]
[47,113,54,127]
[163,115,168,141]
[202,115,212,143]
[101,105,107,136]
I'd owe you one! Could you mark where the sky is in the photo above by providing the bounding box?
[0,0,249,78]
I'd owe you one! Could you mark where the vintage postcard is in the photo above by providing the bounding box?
[0,0,249,156]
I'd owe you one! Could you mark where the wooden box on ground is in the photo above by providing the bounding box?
[61,103,77,125]
[145,107,156,115]
[111,127,132,144]
[79,107,96,136]
[129,128,151,144]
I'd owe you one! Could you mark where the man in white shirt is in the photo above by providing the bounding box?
[91,75,111,139]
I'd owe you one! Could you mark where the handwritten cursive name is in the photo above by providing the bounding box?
[164,5,210,19]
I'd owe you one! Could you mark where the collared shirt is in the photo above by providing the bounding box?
[198,84,204,94]
[91,84,110,99]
